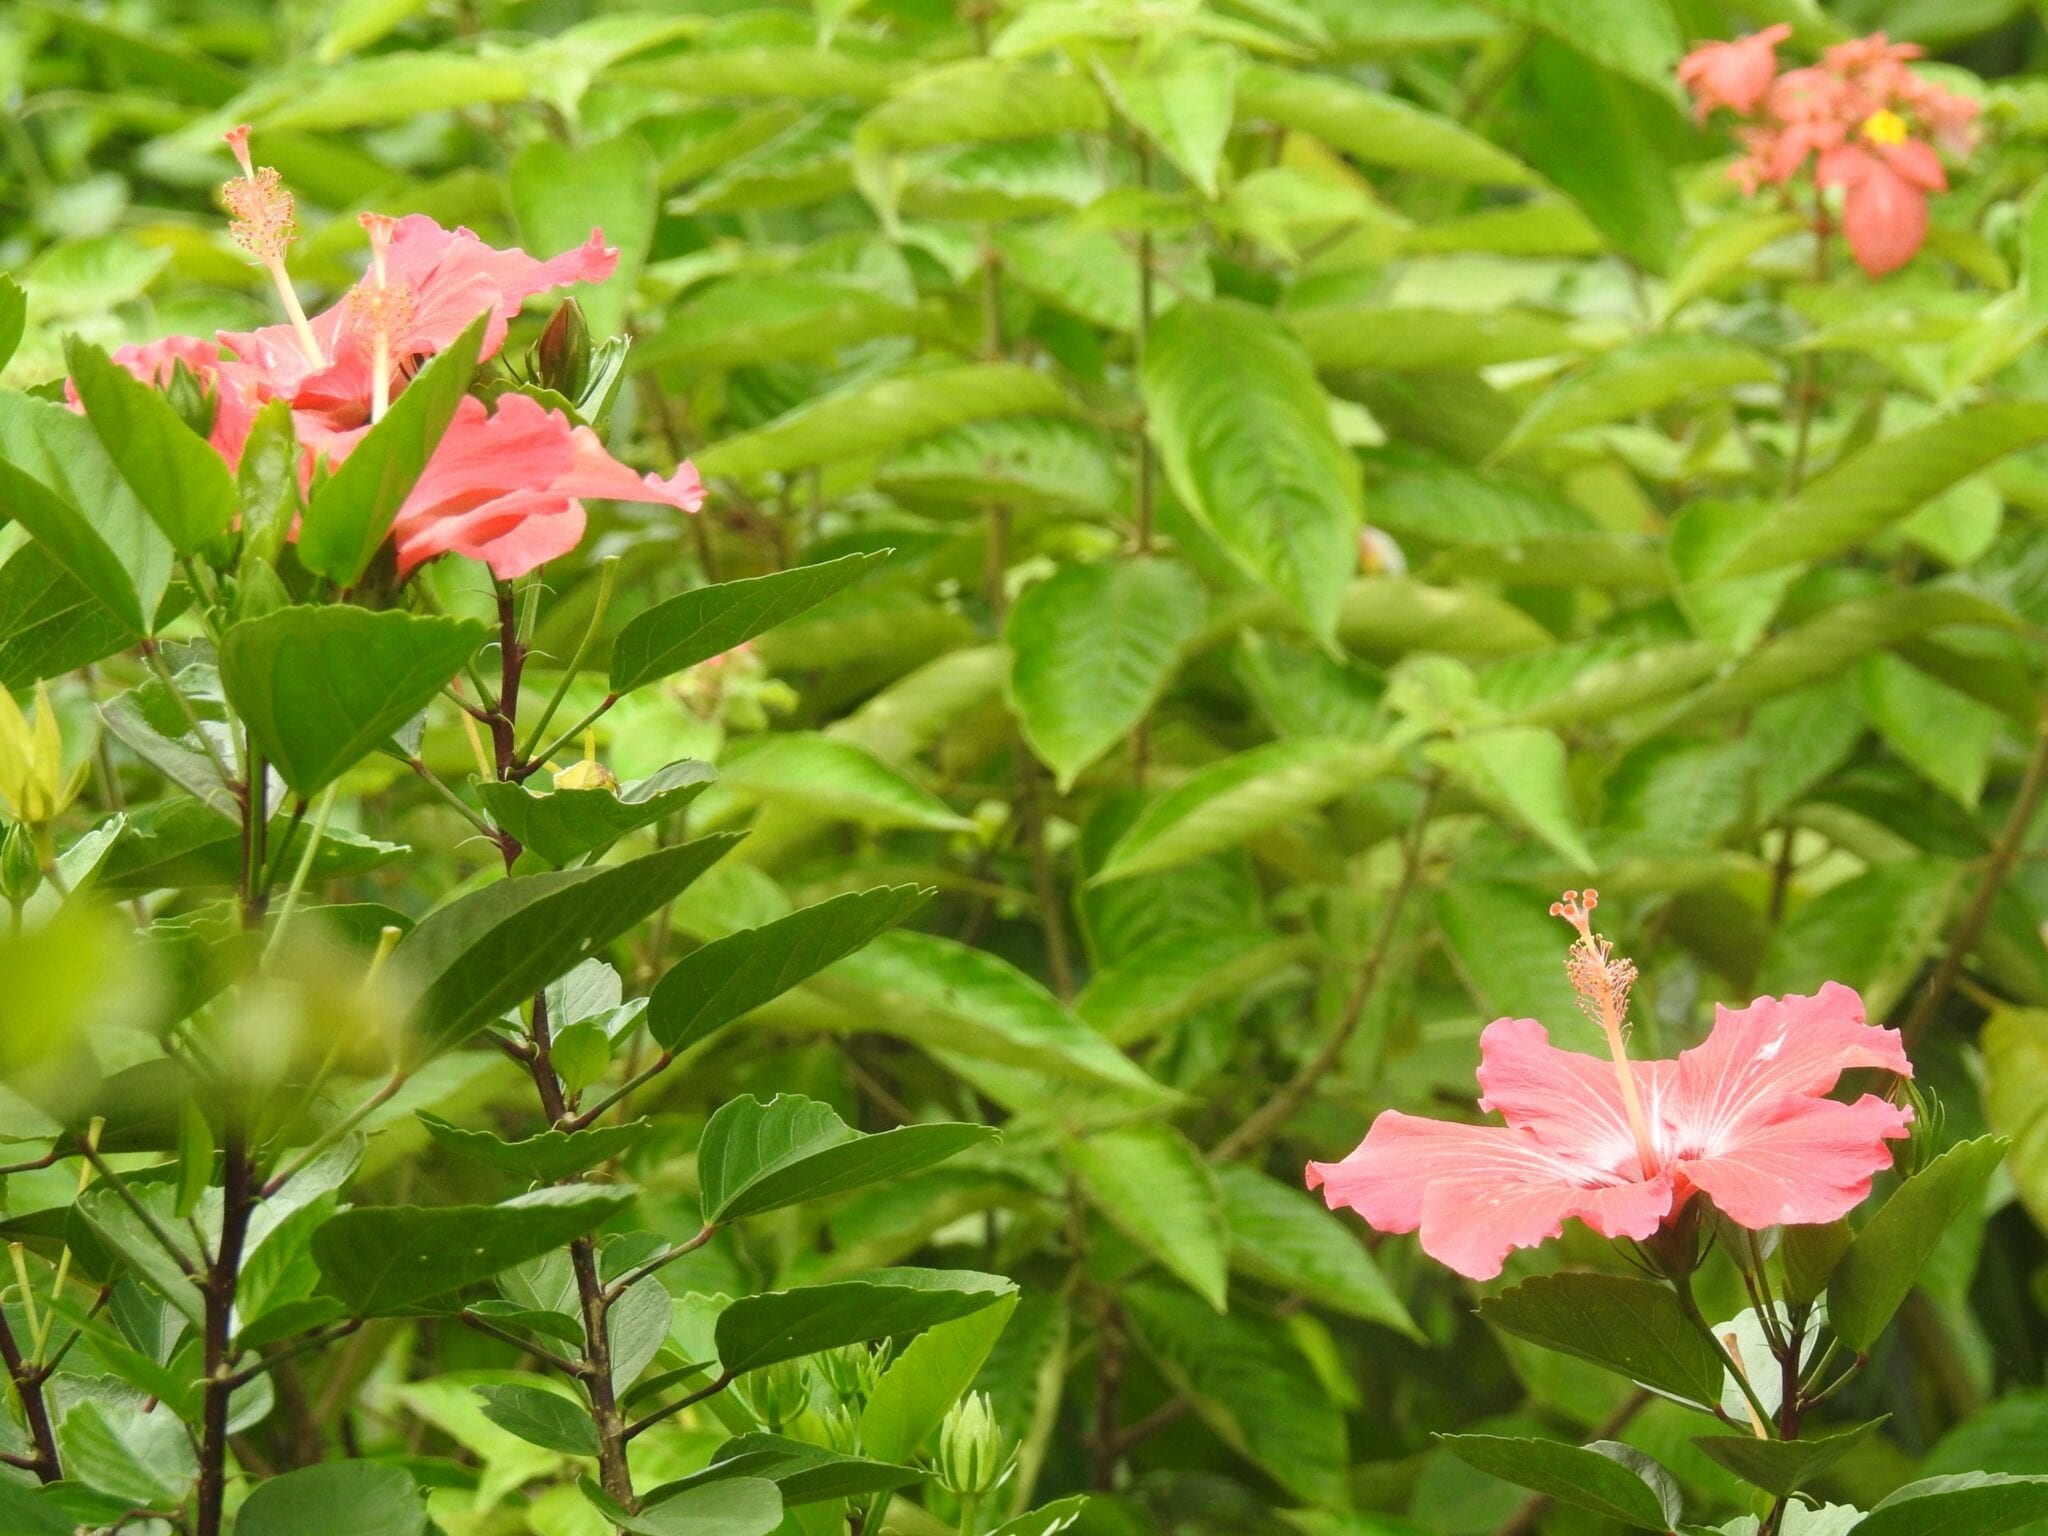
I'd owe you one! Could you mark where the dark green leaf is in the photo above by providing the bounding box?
[1479,1272,1726,1408]
[234,1462,427,1536]
[0,541,133,688]
[474,1383,601,1455]
[417,1112,652,1183]
[609,552,887,694]
[1694,1419,1887,1496]
[697,1092,996,1224]
[1066,1123,1229,1311]
[396,834,738,1059]
[1440,1435,1681,1529]
[219,606,491,795]
[312,1186,632,1315]
[714,1269,1017,1375]
[651,1433,926,1505]
[474,759,715,866]
[1829,1137,2010,1350]
[649,884,929,1054]
[297,311,486,586]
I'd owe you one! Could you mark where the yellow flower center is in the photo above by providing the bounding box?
[1862,109,1908,146]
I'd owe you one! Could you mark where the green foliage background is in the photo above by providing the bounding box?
[7,0,2048,1532]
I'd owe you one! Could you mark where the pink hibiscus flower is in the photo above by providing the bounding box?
[1306,891,1913,1281]
[1678,25,1790,119]
[66,335,261,468]
[387,394,705,580]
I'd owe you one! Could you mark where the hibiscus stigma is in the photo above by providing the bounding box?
[223,125,325,371]
[1553,889,1658,1180]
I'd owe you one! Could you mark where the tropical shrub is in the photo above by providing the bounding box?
[3,1,2048,1535]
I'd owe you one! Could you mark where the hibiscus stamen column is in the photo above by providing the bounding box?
[355,213,410,424]
[1551,890,1659,1179]
[222,126,324,371]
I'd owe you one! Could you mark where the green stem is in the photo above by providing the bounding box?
[1672,1270,1776,1439]
[261,784,337,969]
[518,556,619,762]
[521,694,620,780]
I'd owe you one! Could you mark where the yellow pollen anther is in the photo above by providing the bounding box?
[1862,109,1908,146]
[1554,889,1659,1180]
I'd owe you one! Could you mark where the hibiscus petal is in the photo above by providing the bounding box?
[1678,1093,1912,1228]
[1473,1016,1664,1174]
[1308,1111,1674,1281]
[1671,981,1909,1151]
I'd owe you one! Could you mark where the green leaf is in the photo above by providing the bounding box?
[475,760,715,866]
[1782,1221,1854,1308]
[297,312,486,585]
[648,884,929,1054]
[0,1483,72,1535]
[860,1296,1018,1463]
[1660,211,1809,319]
[474,1383,601,1456]
[600,1476,785,1536]
[262,51,536,131]
[1067,1123,1229,1311]
[417,1112,651,1184]
[1145,300,1362,643]
[1005,558,1205,790]
[1486,0,1683,94]
[219,606,491,796]
[64,337,237,556]
[715,1269,1017,1375]
[1694,1419,1887,1496]
[1291,304,1576,373]
[1758,859,1959,1020]
[1124,1280,1347,1507]
[1498,335,1777,456]
[1829,1137,2010,1351]
[0,541,133,688]
[1439,1435,1681,1529]
[235,1463,426,1536]
[609,552,886,694]
[820,930,1173,1098]
[652,1435,925,1505]
[0,456,145,637]
[1236,64,1538,185]
[1985,1010,2048,1232]
[0,274,24,371]
[695,364,1069,479]
[697,1093,996,1224]
[512,133,656,337]
[1215,1164,1418,1339]
[1478,1272,1726,1408]
[1716,403,2048,578]
[1426,725,1595,869]
[1858,654,2003,808]
[1096,737,1398,882]
[396,834,740,1060]
[637,275,922,377]
[1100,40,1236,198]
[1853,1475,2048,1536]
[315,0,435,61]
[717,733,973,831]
[987,1499,1092,1536]
[313,1186,632,1315]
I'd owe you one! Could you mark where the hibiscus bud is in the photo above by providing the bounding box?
[937,1392,1010,1498]
[535,299,592,401]
[1,820,39,910]
[736,1357,811,1430]
[817,1341,889,1403]
[163,360,219,438]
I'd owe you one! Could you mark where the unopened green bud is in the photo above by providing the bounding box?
[817,1341,889,1404]
[535,299,591,401]
[815,1402,861,1456]
[737,1356,811,1430]
[936,1392,1011,1498]
[1,821,40,908]
[164,360,219,438]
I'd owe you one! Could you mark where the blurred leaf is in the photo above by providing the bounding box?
[718,733,972,831]
[1146,300,1362,642]
[1985,1009,2048,1232]
[1099,41,1236,199]
[1293,305,1575,372]
[1238,64,1538,184]
[1006,558,1205,790]
[0,274,24,371]
[259,52,536,131]
[316,0,435,63]
[1499,335,1777,455]
[1067,1123,1229,1310]
[1758,859,1959,1019]
[1215,1164,1419,1338]
[1427,725,1595,869]
[511,134,657,338]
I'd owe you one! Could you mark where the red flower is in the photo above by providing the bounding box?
[1306,894,1913,1280]
[1678,25,1790,119]
[1817,132,1948,276]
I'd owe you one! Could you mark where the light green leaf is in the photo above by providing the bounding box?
[1006,558,1205,790]
[417,1113,651,1184]
[474,1383,600,1456]
[1829,1138,2010,1351]
[605,1477,785,1536]
[297,312,486,586]
[1099,41,1236,199]
[1291,305,1576,373]
[717,733,971,832]
[1067,1123,1229,1311]
[861,1295,1018,1464]
[313,1186,632,1315]
[1858,654,2003,808]
[1426,725,1595,869]
[395,835,740,1060]
[0,456,145,638]
[609,551,886,694]
[1661,210,1810,319]
[1499,335,1777,455]
[218,607,491,796]
[695,365,1069,479]
[260,52,535,131]
[1483,0,1683,91]
[235,1462,426,1536]
[315,0,435,62]
[637,276,923,376]
[0,274,24,371]
[1985,1009,2048,1232]
[715,1269,1017,1375]
[511,134,657,337]
[697,1093,996,1224]
[65,337,236,556]
[1145,300,1362,643]
[1098,737,1399,882]
[475,760,715,867]
[1237,64,1538,185]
